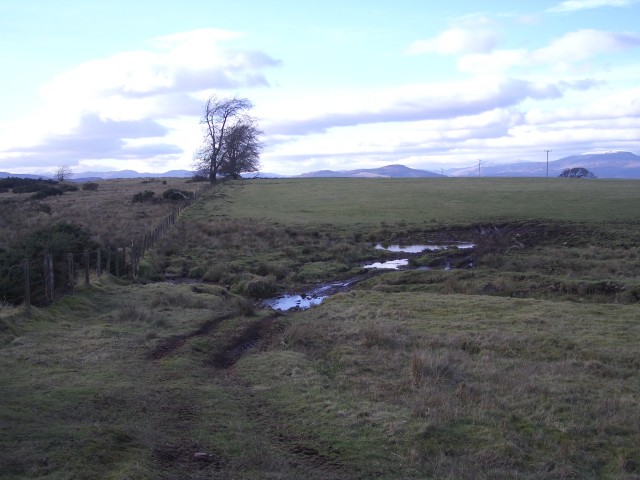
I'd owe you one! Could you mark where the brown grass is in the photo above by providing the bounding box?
[0,178,206,249]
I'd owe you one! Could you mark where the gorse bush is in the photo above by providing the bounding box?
[31,187,64,200]
[1,177,56,191]
[132,190,156,203]
[162,188,193,201]
[58,184,79,192]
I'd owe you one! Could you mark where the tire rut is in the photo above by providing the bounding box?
[207,314,280,368]
[146,313,232,360]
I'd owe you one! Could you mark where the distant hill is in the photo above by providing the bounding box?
[4,152,640,180]
[72,169,194,181]
[297,164,443,178]
[445,152,640,178]
[1,169,195,181]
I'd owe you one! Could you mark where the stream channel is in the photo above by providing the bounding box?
[262,242,475,311]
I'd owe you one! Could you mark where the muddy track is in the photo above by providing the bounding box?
[146,313,233,360]
[207,314,281,368]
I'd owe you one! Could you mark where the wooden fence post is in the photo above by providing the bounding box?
[96,250,102,277]
[68,253,74,294]
[122,245,127,277]
[84,249,90,286]
[23,259,31,315]
[44,253,54,304]
[106,246,111,276]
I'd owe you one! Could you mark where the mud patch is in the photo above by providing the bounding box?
[146,314,232,360]
[208,315,279,368]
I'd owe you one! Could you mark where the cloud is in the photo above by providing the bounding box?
[3,114,182,170]
[406,27,500,55]
[266,79,560,135]
[0,28,280,171]
[547,0,640,12]
[531,30,640,64]
[41,29,281,102]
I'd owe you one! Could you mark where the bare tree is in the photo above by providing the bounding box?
[194,96,254,183]
[55,165,73,182]
[218,120,263,179]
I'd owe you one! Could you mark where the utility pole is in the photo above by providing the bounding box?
[545,149,552,177]
[478,159,481,177]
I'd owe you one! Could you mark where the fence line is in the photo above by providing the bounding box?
[1,182,215,313]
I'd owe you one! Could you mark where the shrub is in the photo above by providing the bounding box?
[58,184,79,192]
[82,182,99,191]
[189,174,208,183]
[559,167,596,178]
[132,190,155,203]
[3,177,55,191]
[31,187,64,199]
[162,188,194,201]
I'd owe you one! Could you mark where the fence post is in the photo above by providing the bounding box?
[23,259,31,315]
[44,253,54,304]
[106,246,111,275]
[68,253,75,294]
[84,249,90,286]
[115,247,120,277]
[122,245,127,277]
[96,250,102,277]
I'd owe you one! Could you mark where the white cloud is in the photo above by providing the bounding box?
[0,28,280,172]
[548,0,640,12]
[406,27,500,55]
[531,29,640,64]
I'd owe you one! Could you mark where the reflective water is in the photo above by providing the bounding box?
[262,280,354,311]
[362,259,409,270]
[375,243,475,253]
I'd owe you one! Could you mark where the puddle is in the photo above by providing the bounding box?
[263,242,476,311]
[262,280,354,311]
[363,259,409,270]
[262,294,324,311]
[375,243,475,253]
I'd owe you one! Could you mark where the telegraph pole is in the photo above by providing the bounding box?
[544,149,552,177]
[478,159,481,177]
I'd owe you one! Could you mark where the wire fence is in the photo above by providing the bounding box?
[1,182,214,312]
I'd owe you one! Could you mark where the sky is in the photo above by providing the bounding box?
[1,0,639,176]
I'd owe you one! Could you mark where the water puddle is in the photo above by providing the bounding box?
[375,243,475,253]
[263,242,476,311]
[362,259,409,270]
[262,280,355,311]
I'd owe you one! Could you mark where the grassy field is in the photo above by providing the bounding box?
[1,178,639,479]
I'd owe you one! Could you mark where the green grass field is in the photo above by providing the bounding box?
[1,178,639,479]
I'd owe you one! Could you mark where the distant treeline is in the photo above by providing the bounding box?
[0,177,79,199]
